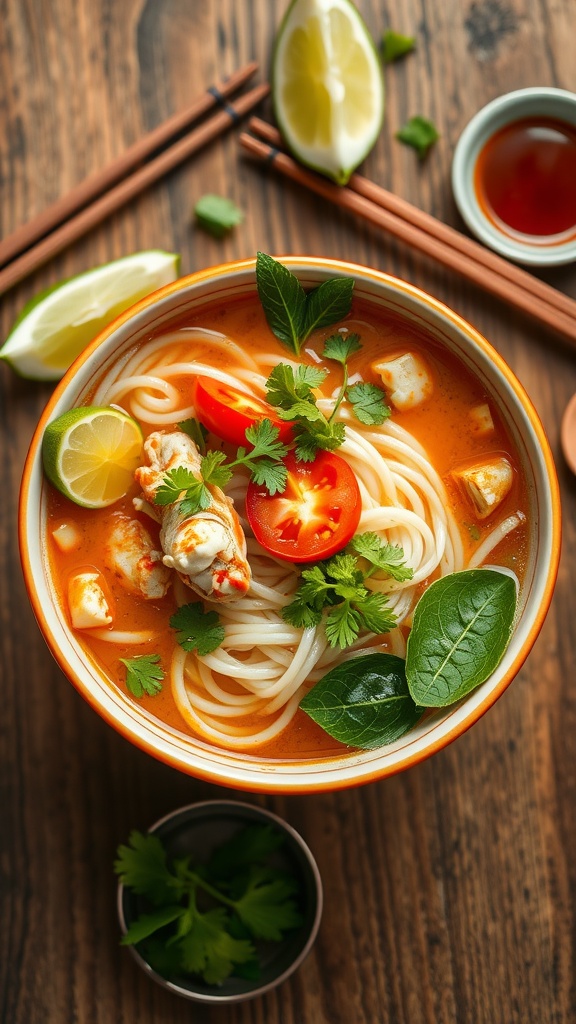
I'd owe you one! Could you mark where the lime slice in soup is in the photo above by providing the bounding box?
[272,0,385,185]
[0,250,180,381]
[42,406,143,508]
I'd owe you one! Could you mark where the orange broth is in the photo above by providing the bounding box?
[46,293,529,761]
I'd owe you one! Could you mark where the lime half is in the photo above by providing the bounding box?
[272,0,385,185]
[0,250,180,381]
[42,406,143,508]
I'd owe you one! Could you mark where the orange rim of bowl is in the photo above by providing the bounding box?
[18,257,562,793]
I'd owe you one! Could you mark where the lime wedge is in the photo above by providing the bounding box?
[272,0,385,185]
[0,250,180,381]
[42,406,143,508]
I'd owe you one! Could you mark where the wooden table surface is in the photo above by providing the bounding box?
[2,1,576,1021]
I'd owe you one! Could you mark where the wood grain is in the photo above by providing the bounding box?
[1,0,576,1022]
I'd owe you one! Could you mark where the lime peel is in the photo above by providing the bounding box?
[0,250,180,381]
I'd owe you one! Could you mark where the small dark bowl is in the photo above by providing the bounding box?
[117,800,323,1004]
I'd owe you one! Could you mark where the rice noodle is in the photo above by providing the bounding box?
[93,328,523,750]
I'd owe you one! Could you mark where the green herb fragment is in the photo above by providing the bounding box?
[382,29,416,63]
[346,382,390,425]
[265,362,345,462]
[349,532,414,582]
[282,545,401,648]
[300,653,423,748]
[178,417,208,455]
[256,252,354,355]
[120,654,164,698]
[194,194,244,238]
[405,568,517,707]
[170,601,225,655]
[114,824,303,986]
[321,332,362,365]
[154,466,212,517]
[396,116,440,160]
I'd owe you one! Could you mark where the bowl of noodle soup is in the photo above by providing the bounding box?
[19,257,561,792]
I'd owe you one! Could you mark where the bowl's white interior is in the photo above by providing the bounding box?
[22,261,558,791]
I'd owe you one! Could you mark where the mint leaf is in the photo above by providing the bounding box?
[300,653,423,748]
[256,252,307,353]
[170,602,225,655]
[322,332,362,365]
[396,116,439,160]
[382,29,416,63]
[406,569,517,707]
[302,278,354,342]
[194,194,244,238]
[120,654,164,698]
[347,382,391,425]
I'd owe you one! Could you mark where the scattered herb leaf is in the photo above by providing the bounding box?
[114,830,180,905]
[170,601,225,656]
[405,568,517,707]
[349,532,414,582]
[194,194,244,238]
[120,654,165,698]
[265,362,345,462]
[321,332,362,365]
[346,382,390,425]
[178,417,208,455]
[382,29,416,63]
[300,652,423,748]
[396,116,440,160]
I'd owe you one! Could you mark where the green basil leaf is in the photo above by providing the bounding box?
[405,569,517,707]
[300,653,423,748]
[302,277,354,342]
[255,252,307,353]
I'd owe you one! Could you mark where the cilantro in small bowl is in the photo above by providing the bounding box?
[115,800,322,1003]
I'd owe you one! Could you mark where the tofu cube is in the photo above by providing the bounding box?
[452,456,513,519]
[68,572,113,629]
[372,352,432,411]
[51,522,82,553]
[469,403,495,437]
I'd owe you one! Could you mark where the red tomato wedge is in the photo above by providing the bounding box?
[191,377,292,447]
[246,451,362,563]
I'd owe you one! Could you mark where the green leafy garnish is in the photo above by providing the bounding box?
[178,417,208,455]
[120,654,165,698]
[349,532,414,582]
[115,825,304,986]
[346,382,390,425]
[382,29,416,63]
[256,252,354,356]
[321,332,362,365]
[170,602,225,655]
[194,194,244,238]
[300,653,423,748]
[405,569,517,707]
[282,544,404,648]
[154,465,213,517]
[396,116,440,160]
[265,362,345,462]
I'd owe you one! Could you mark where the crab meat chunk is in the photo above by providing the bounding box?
[68,572,113,629]
[372,352,432,411]
[453,456,513,519]
[135,430,251,602]
[104,518,172,599]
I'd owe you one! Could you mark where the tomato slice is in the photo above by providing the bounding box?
[191,376,292,447]
[245,451,362,563]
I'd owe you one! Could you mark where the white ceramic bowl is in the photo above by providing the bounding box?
[452,87,576,266]
[19,257,561,793]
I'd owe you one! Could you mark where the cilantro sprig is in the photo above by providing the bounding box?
[155,419,289,517]
[282,534,413,648]
[120,654,165,698]
[170,601,225,656]
[114,824,304,986]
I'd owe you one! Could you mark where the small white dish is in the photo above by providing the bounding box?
[452,87,576,266]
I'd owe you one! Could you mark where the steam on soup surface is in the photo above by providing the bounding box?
[45,292,529,761]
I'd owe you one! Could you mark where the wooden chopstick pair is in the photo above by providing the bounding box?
[0,64,268,296]
[241,117,576,348]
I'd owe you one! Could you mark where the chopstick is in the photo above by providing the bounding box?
[0,63,259,272]
[0,77,269,297]
[241,117,576,347]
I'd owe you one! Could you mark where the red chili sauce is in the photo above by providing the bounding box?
[474,116,576,242]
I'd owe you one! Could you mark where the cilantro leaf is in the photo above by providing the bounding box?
[350,532,414,581]
[201,449,232,488]
[120,654,164,698]
[325,601,362,648]
[179,907,255,985]
[347,382,391,425]
[208,824,285,879]
[194,194,244,238]
[357,591,398,634]
[256,252,307,353]
[154,467,202,507]
[293,418,346,461]
[247,458,287,495]
[114,831,179,905]
[170,602,225,655]
[265,362,327,409]
[396,116,440,160]
[121,906,185,946]
[178,417,208,454]
[322,332,362,365]
[382,29,416,63]
[281,591,324,629]
[233,866,303,942]
[244,418,289,461]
